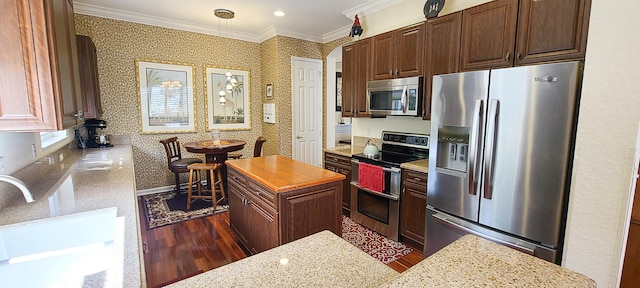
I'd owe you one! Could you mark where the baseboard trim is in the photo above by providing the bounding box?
[136,181,210,196]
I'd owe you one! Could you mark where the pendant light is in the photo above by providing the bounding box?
[214,8,236,105]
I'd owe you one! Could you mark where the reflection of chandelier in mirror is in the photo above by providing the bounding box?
[214,8,237,106]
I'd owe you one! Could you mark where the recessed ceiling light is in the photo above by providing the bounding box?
[274,10,285,17]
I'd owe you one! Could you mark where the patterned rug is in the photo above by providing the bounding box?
[142,190,228,229]
[341,215,413,264]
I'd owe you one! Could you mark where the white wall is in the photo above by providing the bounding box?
[562,0,640,286]
[353,0,640,287]
[0,131,73,175]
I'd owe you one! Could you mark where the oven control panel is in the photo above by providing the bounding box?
[381,131,429,148]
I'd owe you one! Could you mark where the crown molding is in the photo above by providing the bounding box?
[74,2,260,43]
[322,25,352,43]
[343,0,405,19]
[257,25,324,43]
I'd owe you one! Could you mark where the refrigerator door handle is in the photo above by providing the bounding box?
[432,212,535,256]
[467,99,483,196]
[483,99,500,200]
[401,85,408,113]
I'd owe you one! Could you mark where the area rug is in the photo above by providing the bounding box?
[142,190,228,229]
[341,215,413,264]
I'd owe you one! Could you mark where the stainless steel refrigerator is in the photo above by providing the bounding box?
[425,61,583,263]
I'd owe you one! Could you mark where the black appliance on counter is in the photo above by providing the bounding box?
[350,131,429,241]
[82,119,112,148]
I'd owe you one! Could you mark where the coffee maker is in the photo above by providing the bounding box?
[84,119,112,148]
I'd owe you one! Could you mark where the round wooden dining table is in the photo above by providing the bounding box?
[183,139,246,196]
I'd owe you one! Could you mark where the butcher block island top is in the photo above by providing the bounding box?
[226,155,346,255]
[226,155,346,193]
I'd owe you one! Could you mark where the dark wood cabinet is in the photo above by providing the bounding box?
[460,0,519,71]
[515,0,591,65]
[227,156,343,255]
[0,0,83,131]
[341,39,371,118]
[341,43,356,118]
[423,12,462,120]
[460,0,591,71]
[76,35,102,119]
[400,169,427,250]
[324,151,353,215]
[372,23,425,80]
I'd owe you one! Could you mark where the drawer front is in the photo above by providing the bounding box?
[247,180,277,209]
[324,152,351,167]
[404,170,427,187]
[228,167,247,188]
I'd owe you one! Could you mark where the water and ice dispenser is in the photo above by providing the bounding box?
[435,126,469,173]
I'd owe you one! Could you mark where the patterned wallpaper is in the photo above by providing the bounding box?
[74,14,345,190]
[74,15,265,190]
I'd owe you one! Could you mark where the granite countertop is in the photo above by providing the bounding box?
[166,230,400,288]
[322,145,365,157]
[400,159,429,174]
[0,145,143,287]
[384,235,596,287]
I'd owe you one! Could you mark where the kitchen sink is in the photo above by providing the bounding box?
[0,207,118,287]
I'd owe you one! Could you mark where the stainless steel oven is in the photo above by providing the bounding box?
[350,131,429,241]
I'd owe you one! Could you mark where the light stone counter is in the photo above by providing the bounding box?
[400,159,429,174]
[166,230,400,288]
[0,145,143,287]
[384,235,595,287]
[322,145,365,157]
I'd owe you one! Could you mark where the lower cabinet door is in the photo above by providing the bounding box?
[247,199,278,254]
[228,187,248,247]
[400,184,427,249]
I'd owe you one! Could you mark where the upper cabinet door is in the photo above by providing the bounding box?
[47,0,83,127]
[0,0,82,131]
[515,0,591,65]
[423,12,462,120]
[0,0,59,131]
[396,23,425,78]
[341,43,356,118]
[372,31,396,80]
[76,35,102,119]
[460,0,519,71]
[355,38,372,117]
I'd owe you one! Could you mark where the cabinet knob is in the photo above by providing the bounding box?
[389,70,393,76]
[505,52,511,62]
[414,177,422,182]
[395,69,398,77]
[517,52,522,60]
[402,187,406,195]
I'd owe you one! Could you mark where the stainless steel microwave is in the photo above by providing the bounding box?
[366,76,422,116]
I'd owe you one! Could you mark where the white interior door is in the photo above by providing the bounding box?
[292,57,322,166]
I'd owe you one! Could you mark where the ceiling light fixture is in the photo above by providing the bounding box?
[274,10,285,17]
[214,8,237,105]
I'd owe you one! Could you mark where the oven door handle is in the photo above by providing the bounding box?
[350,181,400,201]
[382,167,401,173]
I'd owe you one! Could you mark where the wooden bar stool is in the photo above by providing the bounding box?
[186,163,226,210]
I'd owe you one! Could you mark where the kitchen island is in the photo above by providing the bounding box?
[226,155,345,254]
[0,144,143,287]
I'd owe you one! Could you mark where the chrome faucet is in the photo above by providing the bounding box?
[0,175,34,203]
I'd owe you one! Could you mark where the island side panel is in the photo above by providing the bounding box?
[279,180,343,244]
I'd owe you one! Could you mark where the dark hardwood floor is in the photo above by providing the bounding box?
[138,197,423,287]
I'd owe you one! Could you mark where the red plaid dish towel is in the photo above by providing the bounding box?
[358,162,384,193]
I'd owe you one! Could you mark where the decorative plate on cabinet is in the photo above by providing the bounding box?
[424,0,445,19]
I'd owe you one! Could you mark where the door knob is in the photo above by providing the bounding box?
[296,135,302,139]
